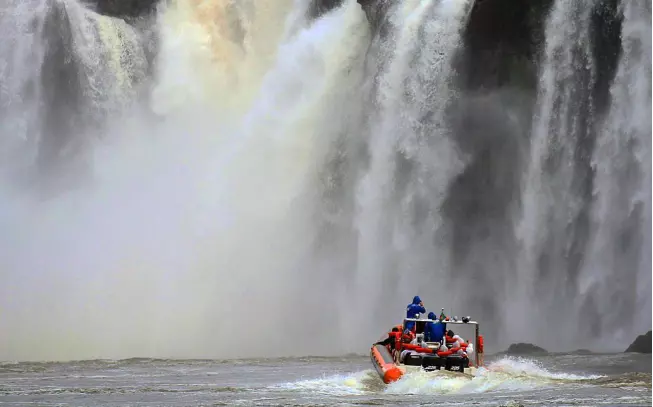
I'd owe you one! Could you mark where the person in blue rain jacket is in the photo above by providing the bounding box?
[404,296,425,333]
[424,312,446,343]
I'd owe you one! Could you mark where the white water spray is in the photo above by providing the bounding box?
[580,0,652,343]
[0,0,371,361]
[349,0,472,341]
[513,0,651,348]
[513,0,597,346]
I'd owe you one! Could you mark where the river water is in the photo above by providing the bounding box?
[1,353,650,406]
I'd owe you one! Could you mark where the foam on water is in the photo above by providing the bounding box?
[391,357,603,395]
[270,370,373,395]
[483,356,604,381]
[276,357,604,397]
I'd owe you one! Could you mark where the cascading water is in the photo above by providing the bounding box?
[0,0,148,184]
[0,0,48,174]
[344,0,473,342]
[0,0,155,359]
[513,0,651,349]
[514,0,599,346]
[580,0,652,346]
[0,0,649,361]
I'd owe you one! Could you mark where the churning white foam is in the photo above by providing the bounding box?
[276,357,603,397]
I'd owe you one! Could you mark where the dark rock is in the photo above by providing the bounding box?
[87,0,160,19]
[502,343,548,355]
[309,0,343,18]
[458,0,623,97]
[625,331,652,354]
[357,0,392,33]
[308,0,390,31]
[590,0,623,115]
[460,0,554,91]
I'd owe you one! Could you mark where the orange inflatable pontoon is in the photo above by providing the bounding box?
[370,344,403,384]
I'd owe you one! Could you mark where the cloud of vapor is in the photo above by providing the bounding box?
[0,0,371,361]
[1,0,648,363]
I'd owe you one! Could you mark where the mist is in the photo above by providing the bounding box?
[0,0,372,361]
[0,0,650,361]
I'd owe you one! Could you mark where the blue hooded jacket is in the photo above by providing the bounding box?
[424,312,446,342]
[406,296,425,318]
[404,296,426,332]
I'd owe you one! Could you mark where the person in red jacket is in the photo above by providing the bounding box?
[375,327,402,351]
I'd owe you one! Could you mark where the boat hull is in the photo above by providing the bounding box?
[399,364,478,377]
[370,344,403,384]
[371,345,479,384]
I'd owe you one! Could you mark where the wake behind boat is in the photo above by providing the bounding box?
[370,314,484,384]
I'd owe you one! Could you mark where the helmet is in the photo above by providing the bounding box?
[462,316,470,323]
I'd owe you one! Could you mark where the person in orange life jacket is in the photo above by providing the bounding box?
[401,330,415,344]
[446,329,467,352]
[424,312,446,342]
[404,296,425,334]
[445,329,456,345]
[375,327,401,351]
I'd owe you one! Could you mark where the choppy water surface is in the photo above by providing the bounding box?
[0,353,650,406]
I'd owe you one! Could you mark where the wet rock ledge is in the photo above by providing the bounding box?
[625,331,652,354]
[91,0,160,19]
[501,343,548,356]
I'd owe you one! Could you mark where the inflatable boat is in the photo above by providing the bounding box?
[370,317,484,384]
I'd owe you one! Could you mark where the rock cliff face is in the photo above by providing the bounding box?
[90,0,382,23]
[460,0,622,94]
[91,0,160,19]
[460,0,554,91]
[308,0,388,23]
[625,331,652,354]
[85,0,624,93]
[309,0,342,18]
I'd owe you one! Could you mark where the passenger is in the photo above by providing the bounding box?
[410,333,428,347]
[401,331,415,345]
[445,329,456,345]
[375,327,401,351]
[445,329,468,353]
[404,296,426,333]
[424,312,446,343]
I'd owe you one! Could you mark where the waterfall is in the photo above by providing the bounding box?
[514,0,651,349]
[580,0,652,346]
[0,0,148,191]
[0,0,649,360]
[515,0,597,346]
[348,0,473,342]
